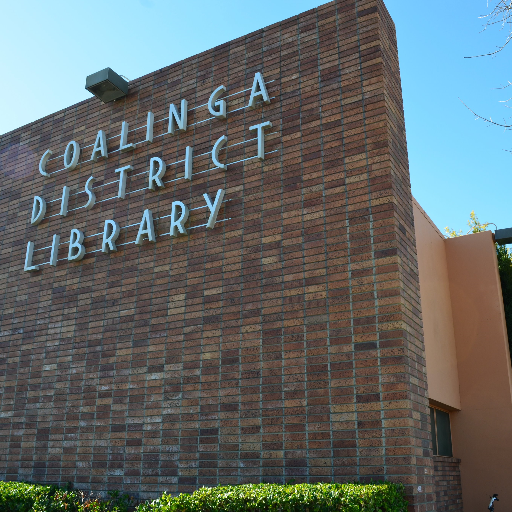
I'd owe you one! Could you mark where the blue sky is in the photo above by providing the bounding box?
[1,0,510,234]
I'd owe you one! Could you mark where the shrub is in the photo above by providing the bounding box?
[0,481,133,512]
[0,481,407,512]
[0,481,53,512]
[136,482,408,512]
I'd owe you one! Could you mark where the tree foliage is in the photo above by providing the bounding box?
[496,244,512,361]
[444,210,490,238]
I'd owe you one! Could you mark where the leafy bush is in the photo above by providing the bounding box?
[0,481,133,512]
[136,482,408,512]
[0,481,407,512]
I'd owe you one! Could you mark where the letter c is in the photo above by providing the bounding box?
[39,149,52,177]
[212,136,227,170]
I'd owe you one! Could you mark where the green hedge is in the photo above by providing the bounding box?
[0,481,133,512]
[136,482,408,512]
[0,481,408,512]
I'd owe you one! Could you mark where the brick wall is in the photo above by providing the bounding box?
[433,457,464,512]
[0,0,434,509]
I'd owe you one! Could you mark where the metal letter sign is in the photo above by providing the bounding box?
[25,73,275,272]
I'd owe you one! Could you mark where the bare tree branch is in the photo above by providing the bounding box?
[464,36,512,57]
[459,98,512,128]
[466,0,512,57]
[495,80,512,89]
[460,2,512,144]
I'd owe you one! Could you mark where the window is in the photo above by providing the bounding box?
[429,406,453,457]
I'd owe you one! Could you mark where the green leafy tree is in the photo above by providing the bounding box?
[444,210,490,238]
[497,244,512,361]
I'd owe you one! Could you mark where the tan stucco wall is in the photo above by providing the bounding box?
[414,199,512,512]
[413,200,461,409]
[444,231,512,512]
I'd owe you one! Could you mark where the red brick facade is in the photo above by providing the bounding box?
[433,457,464,512]
[0,0,434,509]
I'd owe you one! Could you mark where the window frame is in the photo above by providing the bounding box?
[429,405,453,458]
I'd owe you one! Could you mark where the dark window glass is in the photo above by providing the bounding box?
[436,409,453,457]
[429,407,438,455]
[429,406,453,457]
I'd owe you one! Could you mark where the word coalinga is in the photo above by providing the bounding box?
[24,73,275,273]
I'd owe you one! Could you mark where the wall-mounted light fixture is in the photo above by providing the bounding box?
[85,68,128,103]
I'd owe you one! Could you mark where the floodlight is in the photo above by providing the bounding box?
[85,68,128,103]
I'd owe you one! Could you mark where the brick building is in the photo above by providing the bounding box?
[1,1,511,511]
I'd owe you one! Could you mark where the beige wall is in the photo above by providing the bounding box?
[414,201,512,512]
[445,231,512,512]
[413,200,461,410]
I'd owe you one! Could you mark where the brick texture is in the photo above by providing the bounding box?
[433,457,463,512]
[0,0,434,509]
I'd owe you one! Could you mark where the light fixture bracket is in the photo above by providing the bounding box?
[495,228,512,245]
